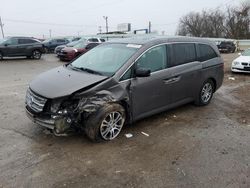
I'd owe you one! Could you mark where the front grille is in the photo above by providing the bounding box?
[25,89,47,113]
[241,62,249,66]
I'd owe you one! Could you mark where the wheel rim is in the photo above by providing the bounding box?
[201,83,213,103]
[100,111,124,140]
[33,51,41,59]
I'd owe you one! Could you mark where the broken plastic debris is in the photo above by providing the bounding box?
[141,132,149,137]
[228,77,235,81]
[125,133,133,138]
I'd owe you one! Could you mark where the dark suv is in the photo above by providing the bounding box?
[0,37,44,60]
[42,38,69,53]
[217,41,236,53]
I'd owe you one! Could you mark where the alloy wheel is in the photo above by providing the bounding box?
[33,50,41,59]
[201,83,213,103]
[100,111,124,140]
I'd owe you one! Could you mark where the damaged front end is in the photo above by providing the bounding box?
[25,79,131,136]
[25,88,80,135]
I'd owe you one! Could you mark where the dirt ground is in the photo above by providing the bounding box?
[0,53,249,188]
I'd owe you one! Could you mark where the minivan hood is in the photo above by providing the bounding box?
[29,66,108,99]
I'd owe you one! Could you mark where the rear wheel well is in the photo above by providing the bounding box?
[208,78,217,92]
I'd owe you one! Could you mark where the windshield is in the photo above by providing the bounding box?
[70,43,139,76]
[0,38,8,44]
[43,38,52,43]
[66,41,79,47]
[242,49,250,56]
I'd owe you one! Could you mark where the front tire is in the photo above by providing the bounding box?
[32,50,42,60]
[84,103,126,142]
[195,79,214,106]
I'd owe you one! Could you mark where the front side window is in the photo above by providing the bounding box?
[6,38,18,45]
[120,68,132,81]
[170,43,196,67]
[71,43,138,77]
[136,45,167,73]
[198,44,218,62]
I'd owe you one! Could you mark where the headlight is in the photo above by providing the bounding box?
[233,61,240,66]
[74,49,78,52]
[50,100,63,113]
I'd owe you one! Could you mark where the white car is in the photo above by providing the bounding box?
[231,49,250,73]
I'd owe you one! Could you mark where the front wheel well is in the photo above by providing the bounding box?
[118,100,132,125]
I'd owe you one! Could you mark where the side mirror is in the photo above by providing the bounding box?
[4,43,8,47]
[135,68,151,77]
[238,53,242,56]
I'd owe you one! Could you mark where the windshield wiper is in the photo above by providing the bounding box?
[69,65,103,76]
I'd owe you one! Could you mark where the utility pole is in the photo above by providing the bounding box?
[103,16,108,33]
[98,26,102,34]
[49,29,52,38]
[0,16,5,38]
[148,21,151,34]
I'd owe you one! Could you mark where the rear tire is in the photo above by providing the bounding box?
[0,52,3,60]
[195,79,214,106]
[84,103,126,142]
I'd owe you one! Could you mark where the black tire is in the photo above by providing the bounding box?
[195,79,215,106]
[84,103,126,142]
[0,52,3,60]
[32,50,42,60]
[44,47,49,54]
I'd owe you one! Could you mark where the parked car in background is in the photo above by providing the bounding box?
[231,48,250,73]
[0,37,44,60]
[59,41,101,61]
[42,38,69,53]
[54,41,80,56]
[54,37,105,55]
[217,41,236,53]
[25,36,224,142]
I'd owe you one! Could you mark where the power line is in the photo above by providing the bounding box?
[4,18,100,28]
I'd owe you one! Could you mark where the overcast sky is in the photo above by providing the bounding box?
[0,0,241,38]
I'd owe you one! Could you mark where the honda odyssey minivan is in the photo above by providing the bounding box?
[25,36,224,142]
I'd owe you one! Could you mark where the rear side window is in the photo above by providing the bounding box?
[100,39,105,42]
[56,39,66,43]
[170,43,196,67]
[18,39,37,44]
[198,44,218,62]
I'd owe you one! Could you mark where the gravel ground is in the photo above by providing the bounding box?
[0,53,249,188]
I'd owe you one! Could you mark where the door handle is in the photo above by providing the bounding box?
[163,76,181,84]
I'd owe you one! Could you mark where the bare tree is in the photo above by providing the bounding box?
[224,2,250,39]
[177,1,250,39]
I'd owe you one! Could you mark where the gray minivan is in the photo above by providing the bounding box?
[25,36,224,142]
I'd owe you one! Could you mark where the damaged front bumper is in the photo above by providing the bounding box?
[26,106,75,135]
[26,107,56,130]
